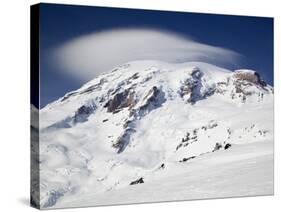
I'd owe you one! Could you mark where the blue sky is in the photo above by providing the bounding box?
[39,3,273,108]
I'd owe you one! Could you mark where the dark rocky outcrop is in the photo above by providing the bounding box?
[45,102,96,130]
[232,70,268,98]
[179,156,196,163]
[179,68,202,102]
[224,143,232,150]
[213,142,223,152]
[215,70,270,103]
[112,86,166,153]
[73,103,97,123]
[126,73,139,83]
[176,121,220,152]
[130,177,144,185]
[137,86,166,116]
[105,89,136,113]
[233,71,266,87]
[176,132,191,151]
[113,128,136,153]
[179,67,215,104]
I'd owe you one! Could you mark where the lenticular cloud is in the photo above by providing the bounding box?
[54,28,240,80]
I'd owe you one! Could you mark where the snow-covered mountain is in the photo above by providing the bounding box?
[38,60,273,208]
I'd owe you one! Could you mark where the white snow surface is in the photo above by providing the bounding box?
[38,60,274,208]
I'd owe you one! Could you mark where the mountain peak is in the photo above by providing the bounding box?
[41,61,272,129]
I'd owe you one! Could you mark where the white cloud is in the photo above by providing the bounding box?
[54,28,240,81]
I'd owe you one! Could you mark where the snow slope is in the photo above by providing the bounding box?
[56,141,273,208]
[38,60,274,208]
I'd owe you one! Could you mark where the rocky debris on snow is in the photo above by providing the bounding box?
[213,142,223,152]
[176,121,219,151]
[130,177,144,185]
[179,156,196,163]
[224,143,232,149]
[159,163,165,169]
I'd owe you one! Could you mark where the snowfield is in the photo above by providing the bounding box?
[56,141,273,208]
[34,60,274,209]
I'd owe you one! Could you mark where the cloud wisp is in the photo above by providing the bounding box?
[54,28,240,81]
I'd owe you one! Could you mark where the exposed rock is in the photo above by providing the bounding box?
[215,80,229,95]
[45,101,96,130]
[179,68,202,102]
[138,86,166,116]
[126,73,139,83]
[130,177,144,185]
[215,70,269,104]
[224,143,232,150]
[45,117,72,130]
[213,142,223,152]
[233,70,267,87]
[208,121,218,129]
[160,163,165,169]
[176,130,198,151]
[105,89,136,113]
[73,103,96,123]
[142,86,161,107]
[179,67,215,104]
[179,156,196,162]
[113,128,136,153]
[113,86,166,153]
